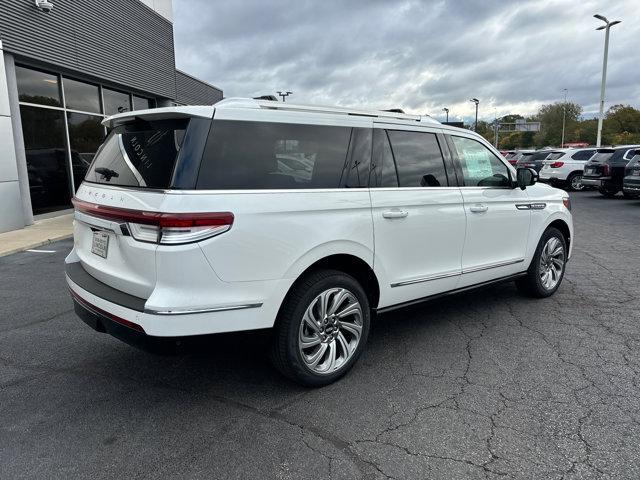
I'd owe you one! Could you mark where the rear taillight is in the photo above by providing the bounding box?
[603,164,610,176]
[72,198,233,245]
[550,161,564,168]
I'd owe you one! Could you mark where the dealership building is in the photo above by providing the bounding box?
[0,0,222,233]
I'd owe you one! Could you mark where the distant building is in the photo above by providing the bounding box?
[0,0,222,232]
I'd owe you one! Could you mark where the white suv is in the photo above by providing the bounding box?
[539,148,597,191]
[66,98,574,386]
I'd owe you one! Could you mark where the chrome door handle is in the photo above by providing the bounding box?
[469,204,488,213]
[382,209,409,219]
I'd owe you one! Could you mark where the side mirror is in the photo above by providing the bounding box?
[516,167,537,190]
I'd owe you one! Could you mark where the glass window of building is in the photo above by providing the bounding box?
[15,66,61,107]
[132,95,153,110]
[20,106,70,214]
[103,88,131,115]
[67,113,106,191]
[63,77,101,113]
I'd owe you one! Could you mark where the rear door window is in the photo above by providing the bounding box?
[197,120,352,189]
[84,119,188,188]
[386,130,448,187]
[450,136,511,187]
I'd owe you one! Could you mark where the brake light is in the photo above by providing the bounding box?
[550,161,564,168]
[72,198,233,245]
[603,164,610,176]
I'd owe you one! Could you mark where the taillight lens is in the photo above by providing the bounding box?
[602,164,610,176]
[72,198,233,245]
[550,161,564,168]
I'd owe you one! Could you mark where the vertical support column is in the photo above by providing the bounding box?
[0,41,31,232]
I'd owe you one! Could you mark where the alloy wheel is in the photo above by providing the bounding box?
[298,287,363,375]
[539,236,565,290]
[570,174,584,190]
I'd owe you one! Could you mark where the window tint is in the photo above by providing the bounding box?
[345,128,372,188]
[85,119,188,188]
[132,95,153,111]
[546,152,564,160]
[371,129,398,187]
[571,149,595,160]
[15,66,61,107]
[197,121,352,189]
[451,136,511,187]
[103,88,131,115]
[63,78,100,113]
[387,130,447,187]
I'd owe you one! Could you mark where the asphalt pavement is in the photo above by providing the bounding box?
[1,191,640,480]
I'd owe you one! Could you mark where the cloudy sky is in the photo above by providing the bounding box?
[173,0,639,123]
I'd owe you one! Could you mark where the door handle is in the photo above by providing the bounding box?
[469,204,488,213]
[382,209,409,219]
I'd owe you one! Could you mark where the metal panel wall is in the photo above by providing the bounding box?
[0,0,176,99]
[175,70,223,106]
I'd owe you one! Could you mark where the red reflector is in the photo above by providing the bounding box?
[69,288,145,333]
[550,161,564,168]
[72,198,234,228]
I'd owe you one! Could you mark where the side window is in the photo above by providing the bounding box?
[197,120,351,189]
[450,136,511,187]
[345,128,372,188]
[571,149,595,161]
[386,130,448,187]
[370,129,398,187]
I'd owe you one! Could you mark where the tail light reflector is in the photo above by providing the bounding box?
[549,161,564,168]
[72,198,233,245]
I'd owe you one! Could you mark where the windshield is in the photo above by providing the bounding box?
[84,119,189,188]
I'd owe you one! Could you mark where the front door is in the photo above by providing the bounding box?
[446,134,531,288]
[370,126,466,309]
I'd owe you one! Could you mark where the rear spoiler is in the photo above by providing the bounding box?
[596,148,615,153]
[102,106,214,129]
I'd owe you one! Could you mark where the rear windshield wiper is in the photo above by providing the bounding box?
[95,167,120,181]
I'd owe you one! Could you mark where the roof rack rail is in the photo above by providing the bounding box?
[253,95,278,101]
[382,108,405,114]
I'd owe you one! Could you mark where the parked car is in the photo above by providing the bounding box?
[622,149,640,199]
[65,98,574,386]
[505,149,534,166]
[582,146,640,197]
[517,150,564,172]
[539,148,597,191]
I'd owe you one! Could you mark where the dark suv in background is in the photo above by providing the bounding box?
[623,149,640,199]
[517,150,563,172]
[582,146,640,197]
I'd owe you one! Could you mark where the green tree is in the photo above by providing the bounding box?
[533,102,582,147]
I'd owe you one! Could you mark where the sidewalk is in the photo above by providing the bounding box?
[0,214,73,257]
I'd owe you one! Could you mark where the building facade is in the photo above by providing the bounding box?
[0,0,222,232]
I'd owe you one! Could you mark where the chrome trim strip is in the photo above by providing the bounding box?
[515,204,531,210]
[74,210,124,234]
[391,270,461,288]
[462,258,525,274]
[145,303,263,316]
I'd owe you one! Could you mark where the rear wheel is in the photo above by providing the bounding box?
[598,186,619,197]
[516,227,567,298]
[567,172,584,191]
[270,270,370,387]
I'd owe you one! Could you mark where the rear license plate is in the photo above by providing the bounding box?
[91,231,109,259]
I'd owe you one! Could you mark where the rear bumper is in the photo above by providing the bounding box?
[581,177,608,187]
[66,261,288,338]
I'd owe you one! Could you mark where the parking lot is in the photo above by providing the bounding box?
[1,191,639,480]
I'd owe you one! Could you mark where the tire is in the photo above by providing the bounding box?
[270,269,370,387]
[515,227,567,298]
[598,186,619,197]
[566,172,584,191]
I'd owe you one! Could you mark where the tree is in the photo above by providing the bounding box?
[533,102,582,147]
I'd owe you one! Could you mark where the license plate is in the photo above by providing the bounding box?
[91,231,109,259]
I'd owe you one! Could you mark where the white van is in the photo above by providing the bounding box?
[66,98,574,386]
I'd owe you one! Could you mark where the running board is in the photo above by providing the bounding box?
[375,272,528,314]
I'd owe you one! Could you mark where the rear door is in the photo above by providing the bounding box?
[370,124,466,308]
[445,133,531,287]
[71,116,206,299]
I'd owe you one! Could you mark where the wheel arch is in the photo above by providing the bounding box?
[547,218,571,253]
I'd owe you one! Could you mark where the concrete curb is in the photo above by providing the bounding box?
[0,233,73,257]
[0,213,74,257]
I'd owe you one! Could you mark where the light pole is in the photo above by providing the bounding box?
[561,88,568,148]
[594,14,621,147]
[470,98,479,131]
[277,91,292,102]
[442,107,449,122]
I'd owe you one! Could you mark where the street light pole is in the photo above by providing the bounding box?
[442,107,449,122]
[594,14,621,147]
[561,88,567,148]
[277,91,293,102]
[470,98,479,132]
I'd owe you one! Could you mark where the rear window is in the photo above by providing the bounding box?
[590,152,614,163]
[530,151,553,161]
[571,149,595,160]
[197,120,352,189]
[546,152,564,161]
[84,119,188,188]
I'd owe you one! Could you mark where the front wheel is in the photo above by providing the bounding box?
[516,227,567,298]
[270,270,370,387]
